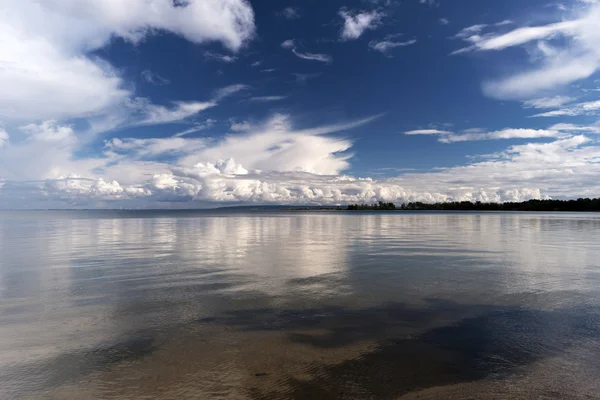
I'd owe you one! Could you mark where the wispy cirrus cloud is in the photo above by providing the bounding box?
[214,84,250,100]
[249,96,288,102]
[141,70,170,86]
[453,3,600,99]
[281,40,332,63]
[405,127,563,143]
[522,96,576,109]
[369,38,416,55]
[530,99,600,117]
[203,51,237,63]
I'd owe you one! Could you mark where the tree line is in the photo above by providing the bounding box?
[347,198,600,212]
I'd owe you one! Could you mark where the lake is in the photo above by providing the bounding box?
[1,211,600,399]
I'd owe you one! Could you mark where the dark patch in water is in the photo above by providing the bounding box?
[0,331,158,397]
[249,306,600,399]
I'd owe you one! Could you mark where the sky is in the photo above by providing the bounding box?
[1,0,600,209]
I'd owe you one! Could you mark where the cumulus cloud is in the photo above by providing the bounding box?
[339,9,384,40]
[453,3,600,99]
[4,111,600,208]
[0,0,255,122]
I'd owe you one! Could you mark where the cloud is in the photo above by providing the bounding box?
[405,129,452,135]
[214,84,250,100]
[249,96,287,102]
[548,122,600,133]
[0,129,8,148]
[405,128,562,142]
[281,39,296,49]
[281,40,333,63]
[133,101,216,126]
[203,51,237,63]
[369,39,417,55]
[293,73,322,84]
[8,131,600,207]
[339,9,384,40]
[0,0,255,122]
[522,96,576,109]
[230,121,252,131]
[439,18,449,25]
[173,119,217,137]
[291,50,332,63]
[141,70,170,85]
[251,61,262,67]
[530,99,600,117]
[279,7,300,19]
[453,3,600,99]
[4,115,600,207]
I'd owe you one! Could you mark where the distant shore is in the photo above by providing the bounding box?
[290,198,600,212]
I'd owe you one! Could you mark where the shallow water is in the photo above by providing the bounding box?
[1,211,600,399]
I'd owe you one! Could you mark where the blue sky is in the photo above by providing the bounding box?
[1,0,600,208]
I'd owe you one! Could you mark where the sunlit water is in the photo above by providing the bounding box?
[1,211,600,399]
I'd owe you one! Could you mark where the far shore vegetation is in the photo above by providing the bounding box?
[341,198,600,212]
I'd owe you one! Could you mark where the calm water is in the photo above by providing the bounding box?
[1,211,600,399]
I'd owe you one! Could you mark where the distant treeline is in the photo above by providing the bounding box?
[347,202,397,210]
[347,198,600,212]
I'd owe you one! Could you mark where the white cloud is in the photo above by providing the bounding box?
[548,122,600,133]
[141,70,170,85]
[292,50,332,63]
[405,128,562,142]
[249,96,287,102]
[530,99,600,117]
[0,0,255,122]
[214,84,250,100]
[281,40,332,63]
[439,18,449,25]
[281,39,296,49]
[405,129,452,135]
[0,129,9,148]
[203,51,237,63]
[369,39,417,55]
[173,119,216,137]
[4,119,600,207]
[134,101,216,126]
[279,7,300,19]
[230,121,252,131]
[522,96,575,109]
[454,3,600,99]
[20,120,76,143]
[339,9,384,40]
[9,131,600,207]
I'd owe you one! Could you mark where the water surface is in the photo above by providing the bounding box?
[1,211,600,399]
